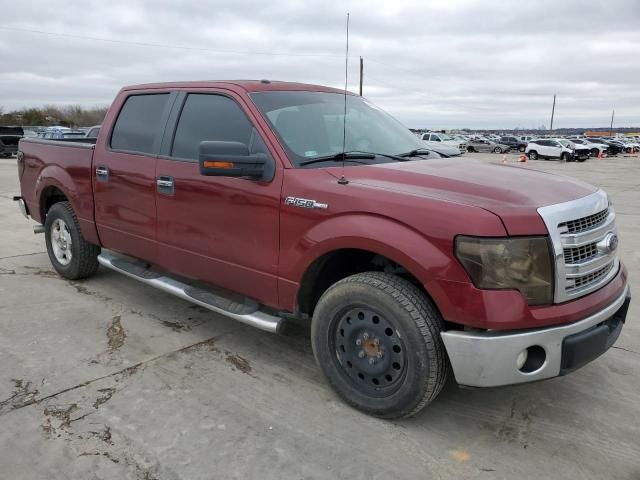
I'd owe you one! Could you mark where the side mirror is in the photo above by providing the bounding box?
[199,141,271,180]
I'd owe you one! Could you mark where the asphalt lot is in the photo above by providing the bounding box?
[0,152,638,480]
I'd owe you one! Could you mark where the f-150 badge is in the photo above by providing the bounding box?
[284,196,328,210]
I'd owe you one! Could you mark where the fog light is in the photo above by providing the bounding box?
[516,349,528,370]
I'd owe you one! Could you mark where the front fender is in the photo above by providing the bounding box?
[277,213,474,311]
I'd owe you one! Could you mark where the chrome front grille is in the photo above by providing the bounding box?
[563,243,598,264]
[538,190,619,303]
[559,208,609,234]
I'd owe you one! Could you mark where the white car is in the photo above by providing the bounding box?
[421,132,467,154]
[525,139,576,161]
[569,138,609,156]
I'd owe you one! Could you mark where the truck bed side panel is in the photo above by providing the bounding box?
[18,138,101,245]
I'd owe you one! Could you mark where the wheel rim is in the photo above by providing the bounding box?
[331,307,408,397]
[494,147,501,153]
[51,218,73,265]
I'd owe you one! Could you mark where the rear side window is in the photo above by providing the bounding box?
[171,94,253,161]
[110,94,170,154]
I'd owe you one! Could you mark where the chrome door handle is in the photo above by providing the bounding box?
[96,166,109,182]
[157,176,175,195]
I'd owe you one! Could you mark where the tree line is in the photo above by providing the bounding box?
[0,105,108,128]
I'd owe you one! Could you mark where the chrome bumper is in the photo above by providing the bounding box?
[441,284,630,387]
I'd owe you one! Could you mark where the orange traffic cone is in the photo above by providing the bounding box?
[519,154,527,162]
[597,150,603,160]
[502,155,508,164]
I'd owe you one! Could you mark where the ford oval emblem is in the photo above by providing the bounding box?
[607,233,619,252]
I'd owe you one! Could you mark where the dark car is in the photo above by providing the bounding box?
[0,126,24,157]
[499,136,528,152]
[589,138,623,156]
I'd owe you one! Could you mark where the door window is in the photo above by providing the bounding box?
[110,94,170,154]
[171,94,254,161]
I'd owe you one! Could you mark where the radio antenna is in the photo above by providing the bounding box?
[337,12,350,185]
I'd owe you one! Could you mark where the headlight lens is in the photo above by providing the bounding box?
[454,236,554,306]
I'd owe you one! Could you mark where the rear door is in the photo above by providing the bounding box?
[154,90,282,306]
[93,92,175,264]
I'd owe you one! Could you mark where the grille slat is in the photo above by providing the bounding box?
[568,263,614,292]
[559,208,609,234]
[563,243,598,264]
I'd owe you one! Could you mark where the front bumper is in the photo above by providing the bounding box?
[441,284,630,387]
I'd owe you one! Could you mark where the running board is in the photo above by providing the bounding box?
[97,252,283,333]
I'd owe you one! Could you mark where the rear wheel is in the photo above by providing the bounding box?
[311,272,448,419]
[466,146,474,153]
[528,150,538,160]
[519,145,526,152]
[45,201,100,280]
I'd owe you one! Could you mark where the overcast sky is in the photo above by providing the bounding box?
[1,0,639,129]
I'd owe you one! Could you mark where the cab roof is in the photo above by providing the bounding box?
[122,80,352,95]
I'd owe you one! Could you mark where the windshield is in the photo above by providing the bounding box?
[250,91,426,168]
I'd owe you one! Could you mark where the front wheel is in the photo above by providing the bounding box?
[311,272,449,419]
[493,147,503,154]
[561,152,571,162]
[45,201,100,280]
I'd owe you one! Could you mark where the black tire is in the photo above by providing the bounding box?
[466,146,474,153]
[311,272,448,419]
[519,145,526,152]
[561,152,571,162]
[528,150,538,160]
[45,201,100,280]
[493,147,502,154]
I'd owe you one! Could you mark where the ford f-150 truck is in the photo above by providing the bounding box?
[14,81,631,419]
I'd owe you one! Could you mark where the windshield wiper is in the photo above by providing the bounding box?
[299,151,408,166]
[398,148,445,158]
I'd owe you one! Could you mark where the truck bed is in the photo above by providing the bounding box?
[18,137,99,244]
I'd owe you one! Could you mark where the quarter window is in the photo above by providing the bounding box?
[110,94,170,154]
[171,94,254,161]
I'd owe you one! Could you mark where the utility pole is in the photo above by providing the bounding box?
[359,56,363,96]
[549,94,556,133]
[610,109,615,136]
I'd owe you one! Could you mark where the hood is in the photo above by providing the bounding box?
[333,157,597,235]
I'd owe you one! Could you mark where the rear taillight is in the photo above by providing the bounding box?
[17,151,25,179]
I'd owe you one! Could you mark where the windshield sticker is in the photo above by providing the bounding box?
[305,151,318,157]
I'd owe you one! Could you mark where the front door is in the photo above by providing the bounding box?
[93,92,175,263]
[154,91,282,306]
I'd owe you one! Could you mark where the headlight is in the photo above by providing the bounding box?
[454,236,554,306]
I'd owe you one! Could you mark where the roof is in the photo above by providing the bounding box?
[122,80,352,95]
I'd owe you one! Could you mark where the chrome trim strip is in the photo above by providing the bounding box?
[98,252,283,333]
[441,284,629,387]
[565,254,617,277]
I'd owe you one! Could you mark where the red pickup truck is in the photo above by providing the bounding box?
[15,81,630,418]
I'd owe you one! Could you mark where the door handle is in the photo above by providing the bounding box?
[157,176,175,195]
[96,165,109,182]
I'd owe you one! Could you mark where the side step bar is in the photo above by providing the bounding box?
[97,252,283,333]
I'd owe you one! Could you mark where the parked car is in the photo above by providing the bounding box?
[420,132,467,154]
[556,139,590,161]
[15,80,630,419]
[526,139,581,161]
[0,126,24,157]
[499,136,528,152]
[420,140,463,157]
[466,137,511,153]
[570,138,609,157]
[85,125,101,139]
